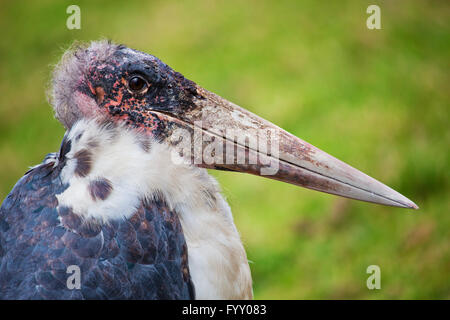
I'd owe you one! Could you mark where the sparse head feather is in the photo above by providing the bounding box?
[50,40,119,129]
[49,40,198,134]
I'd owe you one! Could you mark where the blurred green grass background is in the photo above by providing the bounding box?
[0,0,448,299]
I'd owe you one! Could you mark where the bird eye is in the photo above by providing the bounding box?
[128,76,147,93]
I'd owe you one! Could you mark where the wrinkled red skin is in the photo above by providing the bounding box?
[79,46,201,140]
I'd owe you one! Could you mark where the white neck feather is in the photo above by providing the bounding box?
[56,119,253,299]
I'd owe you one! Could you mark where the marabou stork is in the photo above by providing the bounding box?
[0,41,417,300]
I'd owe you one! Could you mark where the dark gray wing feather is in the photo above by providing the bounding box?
[0,152,194,299]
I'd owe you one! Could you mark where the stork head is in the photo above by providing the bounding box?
[50,40,418,209]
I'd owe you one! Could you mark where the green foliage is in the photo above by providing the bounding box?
[0,0,448,299]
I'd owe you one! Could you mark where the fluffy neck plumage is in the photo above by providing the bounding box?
[56,119,253,299]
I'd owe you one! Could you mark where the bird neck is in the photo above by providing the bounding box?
[56,119,253,299]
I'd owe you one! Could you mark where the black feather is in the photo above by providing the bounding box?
[0,150,194,300]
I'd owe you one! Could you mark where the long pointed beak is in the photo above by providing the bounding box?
[163,87,418,209]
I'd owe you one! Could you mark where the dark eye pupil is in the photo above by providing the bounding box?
[129,76,146,91]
